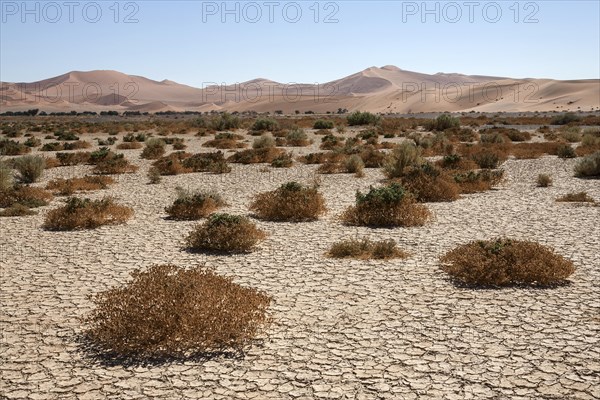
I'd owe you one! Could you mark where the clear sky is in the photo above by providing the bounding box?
[1,1,599,85]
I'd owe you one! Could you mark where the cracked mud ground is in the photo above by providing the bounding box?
[1,135,599,399]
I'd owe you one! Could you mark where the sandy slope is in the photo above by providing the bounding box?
[1,66,599,113]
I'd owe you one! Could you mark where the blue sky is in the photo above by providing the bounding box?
[1,1,599,85]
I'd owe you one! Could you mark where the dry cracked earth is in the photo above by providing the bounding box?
[1,129,599,399]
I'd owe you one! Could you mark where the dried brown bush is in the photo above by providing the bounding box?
[227,147,284,164]
[440,238,575,287]
[340,183,431,227]
[556,192,596,203]
[84,264,272,359]
[165,188,226,220]
[510,142,562,159]
[397,164,461,202]
[46,176,115,196]
[453,169,504,193]
[250,182,326,222]
[185,213,266,253]
[43,197,133,230]
[56,152,92,166]
[327,238,409,260]
[182,151,231,173]
[0,185,53,208]
[0,203,37,217]
[116,142,143,150]
[93,154,138,175]
[140,139,166,159]
[536,174,552,187]
[458,143,509,169]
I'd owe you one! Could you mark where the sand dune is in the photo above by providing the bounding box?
[1,66,598,113]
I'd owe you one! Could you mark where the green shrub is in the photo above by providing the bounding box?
[0,139,30,155]
[185,213,266,253]
[271,152,293,168]
[341,183,431,227]
[344,155,365,177]
[285,127,310,146]
[24,137,42,147]
[440,238,575,287]
[165,187,226,220]
[557,144,576,159]
[574,151,600,178]
[141,138,166,160]
[84,264,272,359]
[210,113,241,131]
[252,118,279,132]
[147,167,162,184]
[250,182,326,222]
[13,155,45,183]
[313,120,334,129]
[551,112,580,125]
[424,114,460,131]
[347,111,380,126]
[253,134,276,149]
[382,142,422,178]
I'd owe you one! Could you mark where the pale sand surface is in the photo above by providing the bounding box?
[1,130,599,399]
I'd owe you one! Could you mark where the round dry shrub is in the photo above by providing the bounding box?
[165,188,226,220]
[84,264,272,359]
[250,181,326,222]
[185,213,266,253]
[574,151,600,178]
[43,197,133,230]
[0,185,53,208]
[399,163,460,202]
[440,238,575,287]
[140,138,166,159]
[340,183,431,227]
[327,238,408,260]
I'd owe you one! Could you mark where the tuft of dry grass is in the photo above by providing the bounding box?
[327,238,409,260]
[165,187,226,220]
[574,151,600,178]
[340,183,431,227]
[116,142,143,150]
[43,197,133,230]
[536,174,553,187]
[0,203,37,217]
[227,147,284,164]
[83,264,272,359]
[440,238,575,287]
[0,185,53,208]
[93,154,138,175]
[555,192,596,203]
[140,138,166,159]
[250,182,326,222]
[453,169,504,193]
[46,176,115,196]
[185,213,266,253]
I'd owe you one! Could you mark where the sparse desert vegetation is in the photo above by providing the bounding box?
[327,238,409,259]
[165,187,226,220]
[84,264,272,358]
[440,238,575,287]
[341,183,432,227]
[250,181,326,222]
[185,213,267,253]
[43,197,133,230]
[1,112,598,398]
